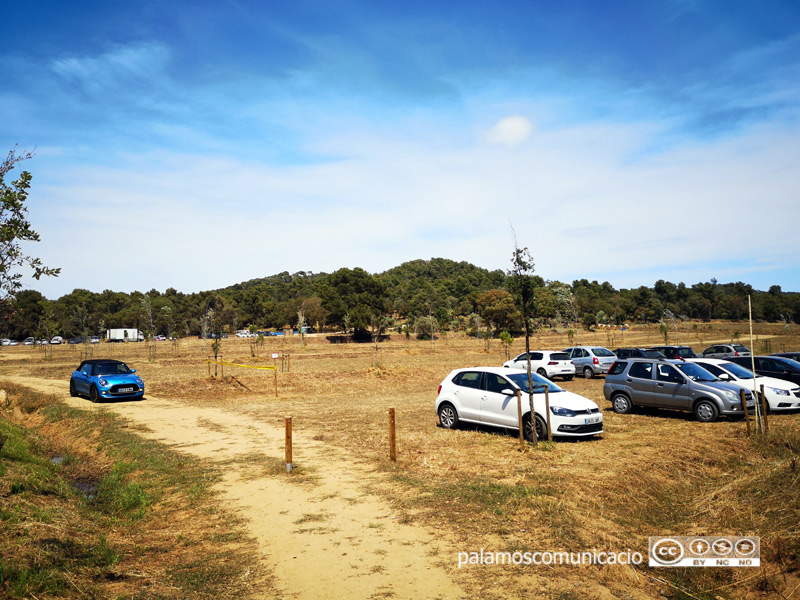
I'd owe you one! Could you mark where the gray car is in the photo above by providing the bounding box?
[701,343,751,359]
[603,358,756,422]
[563,346,617,379]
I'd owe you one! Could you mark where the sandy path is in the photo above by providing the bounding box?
[3,376,465,600]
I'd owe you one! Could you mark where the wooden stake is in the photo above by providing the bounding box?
[740,388,751,437]
[285,416,293,472]
[760,385,769,434]
[274,366,278,397]
[388,407,397,461]
[516,390,524,450]
[544,386,552,442]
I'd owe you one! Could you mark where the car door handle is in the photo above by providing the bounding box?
[626,379,632,383]
[657,383,665,387]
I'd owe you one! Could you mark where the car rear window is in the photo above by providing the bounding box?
[454,371,482,389]
[643,350,664,357]
[732,345,749,352]
[608,361,627,375]
[550,352,570,361]
[676,347,696,357]
[592,348,615,357]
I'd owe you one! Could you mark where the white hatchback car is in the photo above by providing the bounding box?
[502,350,575,381]
[688,358,800,412]
[435,367,603,440]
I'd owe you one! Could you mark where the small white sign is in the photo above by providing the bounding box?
[272,353,280,359]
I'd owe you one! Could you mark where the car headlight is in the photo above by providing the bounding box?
[136,377,144,385]
[768,386,789,396]
[550,406,576,417]
[723,390,738,402]
[98,379,108,387]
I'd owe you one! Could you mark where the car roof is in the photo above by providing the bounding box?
[451,366,523,375]
[78,359,127,367]
[687,357,729,365]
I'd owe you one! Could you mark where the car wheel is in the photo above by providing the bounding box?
[694,399,719,422]
[523,414,548,441]
[611,393,633,414]
[69,380,78,397]
[583,367,594,379]
[437,403,459,429]
[89,385,100,403]
[536,368,548,378]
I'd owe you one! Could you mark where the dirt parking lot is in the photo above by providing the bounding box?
[2,324,798,599]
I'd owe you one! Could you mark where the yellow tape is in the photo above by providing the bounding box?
[205,359,277,370]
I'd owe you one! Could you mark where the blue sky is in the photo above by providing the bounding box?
[2,0,799,298]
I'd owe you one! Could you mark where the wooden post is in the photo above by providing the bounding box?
[285,416,293,472]
[740,388,751,437]
[388,407,397,462]
[544,386,552,442]
[760,385,769,434]
[287,354,291,373]
[221,354,224,379]
[274,367,278,397]
[516,390,524,450]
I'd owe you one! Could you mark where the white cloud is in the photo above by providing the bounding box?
[485,115,534,148]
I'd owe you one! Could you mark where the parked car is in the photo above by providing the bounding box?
[502,351,575,381]
[603,358,755,422]
[90,336,100,344]
[728,355,800,387]
[50,336,64,345]
[37,339,49,345]
[648,345,698,359]
[435,367,603,440]
[562,346,617,379]
[69,360,144,402]
[688,358,800,412]
[68,337,85,344]
[700,343,751,359]
[23,337,35,345]
[0,338,10,346]
[613,348,666,359]
[773,352,800,362]
[154,335,167,341]
[7,340,18,346]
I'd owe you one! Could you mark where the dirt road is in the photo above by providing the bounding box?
[4,376,465,600]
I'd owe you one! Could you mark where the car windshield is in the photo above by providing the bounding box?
[675,362,717,382]
[506,372,563,394]
[93,362,132,375]
[675,347,695,357]
[719,361,754,379]
[592,348,615,357]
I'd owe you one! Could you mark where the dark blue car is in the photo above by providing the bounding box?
[70,359,144,402]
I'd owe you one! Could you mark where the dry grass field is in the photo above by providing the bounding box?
[1,321,799,599]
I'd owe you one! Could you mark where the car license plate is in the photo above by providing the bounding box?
[118,387,134,393]
[585,416,601,424]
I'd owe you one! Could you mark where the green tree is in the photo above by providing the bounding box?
[1,147,59,320]
[507,241,539,442]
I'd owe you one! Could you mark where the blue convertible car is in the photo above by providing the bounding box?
[70,359,145,402]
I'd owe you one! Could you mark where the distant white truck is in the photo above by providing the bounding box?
[106,328,144,343]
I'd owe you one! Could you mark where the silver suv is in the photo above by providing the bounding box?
[563,346,617,379]
[603,358,756,422]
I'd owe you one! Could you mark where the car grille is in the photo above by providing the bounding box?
[110,384,141,395]
[557,423,603,434]
[793,389,800,399]
[572,408,601,415]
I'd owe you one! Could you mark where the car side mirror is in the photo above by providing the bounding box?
[501,388,516,396]
[131,369,136,373]
[718,373,731,381]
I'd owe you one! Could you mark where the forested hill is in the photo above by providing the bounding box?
[4,258,799,340]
